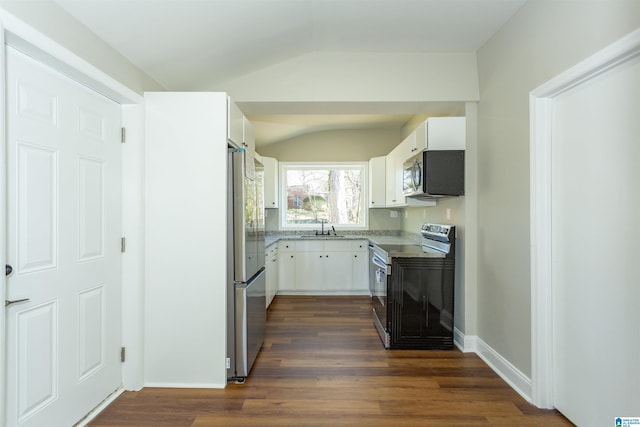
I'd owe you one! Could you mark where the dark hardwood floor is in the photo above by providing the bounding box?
[90,296,572,426]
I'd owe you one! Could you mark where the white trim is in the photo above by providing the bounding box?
[277,290,371,296]
[0,10,141,104]
[529,93,554,409]
[453,327,477,353]
[121,104,146,391]
[0,8,146,424]
[475,337,532,403]
[529,28,640,409]
[144,382,227,389]
[74,387,125,427]
[0,17,7,427]
[279,162,369,230]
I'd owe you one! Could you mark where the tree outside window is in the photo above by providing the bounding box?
[280,163,367,229]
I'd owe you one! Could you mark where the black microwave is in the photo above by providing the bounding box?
[402,150,465,198]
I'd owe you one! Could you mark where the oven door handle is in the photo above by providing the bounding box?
[372,254,388,270]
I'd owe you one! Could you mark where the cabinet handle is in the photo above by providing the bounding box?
[326,254,329,258]
[354,255,357,258]
[423,296,428,326]
[290,255,294,258]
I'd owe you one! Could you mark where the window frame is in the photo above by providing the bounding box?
[279,162,369,230]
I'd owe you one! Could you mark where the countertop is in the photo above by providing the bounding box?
[265,233,419,249]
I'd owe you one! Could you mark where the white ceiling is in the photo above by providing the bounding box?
[54,0,526,146]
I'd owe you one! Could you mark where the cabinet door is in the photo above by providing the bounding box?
[278,252,296,291]
[262,157,279,208]
[265,247,278,307]
[368,156,386,207]
[425,117,466,150]
[351,251,369,291]
[294,252,325,291]
[227,97,244,148]
[392,148,406,205]
[401,131,418,158]
[243,116,255,154]
[391,259,427,345]
[390,258,455,349]
[323,252,352,291]
[414,121,427,152]
[385,147,404,206]
[385,150,396,205]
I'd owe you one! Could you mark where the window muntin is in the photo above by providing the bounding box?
[280,163,367,229]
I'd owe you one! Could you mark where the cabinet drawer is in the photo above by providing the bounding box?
[323,240,351,252]
[295,240,324,252]
[350,240,368,252]
[279,241,297,252]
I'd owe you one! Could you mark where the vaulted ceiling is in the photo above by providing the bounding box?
[55,0,526,146]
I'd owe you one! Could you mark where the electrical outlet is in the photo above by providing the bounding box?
[404,210,408,219]
[226,357,231,369]
[446,208,451,220]
[390,211,398,219]
[422,208,427,219]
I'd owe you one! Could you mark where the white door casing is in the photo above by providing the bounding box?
[4,47,122,426]
[530,29,640,423]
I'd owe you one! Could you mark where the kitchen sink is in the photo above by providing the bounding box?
[299,235,346,239]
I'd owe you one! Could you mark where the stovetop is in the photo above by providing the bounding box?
[376,244,447,260]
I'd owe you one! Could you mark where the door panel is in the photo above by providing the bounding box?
[5,47,122,427]
[16,301,58,422]
[17,144,57,273]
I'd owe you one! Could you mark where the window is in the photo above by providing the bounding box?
[280,163,367,229]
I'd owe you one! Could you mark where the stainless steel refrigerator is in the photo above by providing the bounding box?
[226,148,266,381]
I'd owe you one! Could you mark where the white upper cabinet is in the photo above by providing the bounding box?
[401,130,419,158]
[385,144,405,206]
[368,156,386,208]
[418,117,466,151]
[262,156,279,208]
[243,115,255,155]
[227,97,244,148]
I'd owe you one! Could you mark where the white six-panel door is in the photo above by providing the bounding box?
[4,47,122,427]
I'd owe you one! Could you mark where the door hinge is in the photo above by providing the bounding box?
[120,347,126,363]
[121,237,126,253]
[121,127,126,143]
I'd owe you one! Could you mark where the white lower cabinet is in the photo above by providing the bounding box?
[278,239,369,294]
[322,252,352,291]
[265,244,278,308]
[278,242,296,292]
[351,244,369,292]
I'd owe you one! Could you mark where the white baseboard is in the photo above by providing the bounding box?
[453,329,532,403]
[475,337,532,403]
[277,290,371,296]
[75,386,124,427]
[453,327,477,353]
[143,381,226,389]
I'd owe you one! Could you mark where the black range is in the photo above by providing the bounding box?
[369,224,456,350]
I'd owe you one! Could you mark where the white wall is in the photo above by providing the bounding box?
[215,51,479,107]
[476,0,640,379]
[258,127,401,161]
[144,92,228,387]
[0,1,163,93]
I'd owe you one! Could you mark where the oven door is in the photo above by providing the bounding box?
[402,153,423,196]
[370,252,390,348]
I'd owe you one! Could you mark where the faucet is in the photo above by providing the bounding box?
[315,219,330,235]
